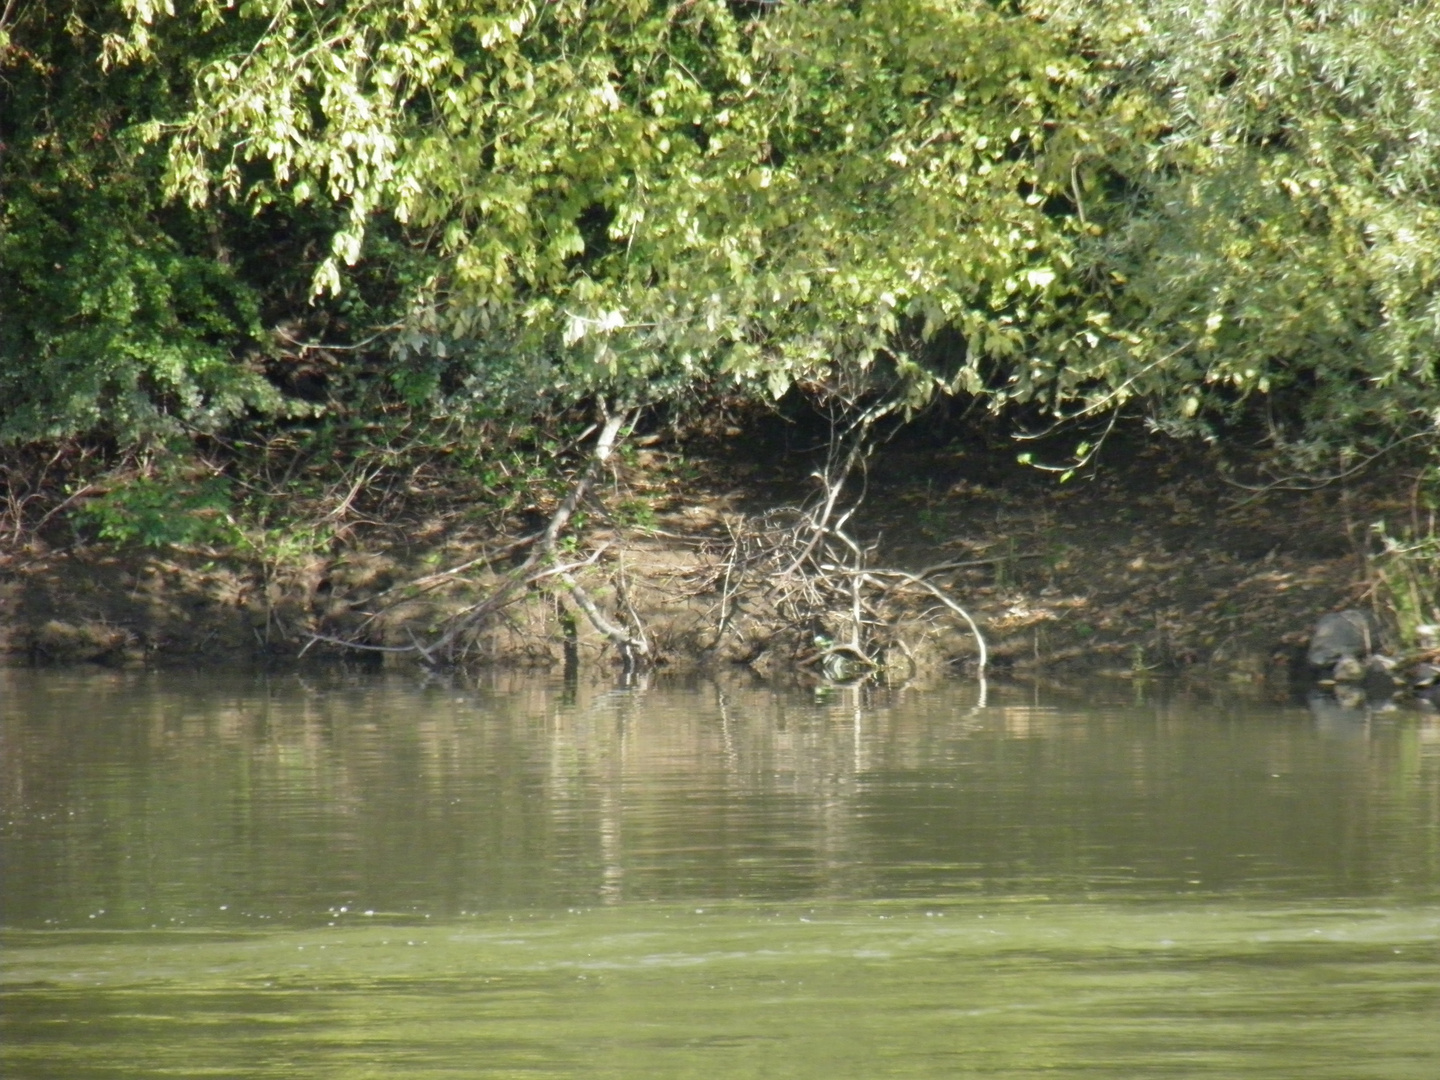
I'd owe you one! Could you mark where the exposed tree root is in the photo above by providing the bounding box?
[297,397,994,682]
[302,405,644,667]
[706,450,989,680]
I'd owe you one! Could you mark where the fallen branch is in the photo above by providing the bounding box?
[301,406,638,665]
[856,567,988,676]
[701,397,989,681]
[557,570,648,668]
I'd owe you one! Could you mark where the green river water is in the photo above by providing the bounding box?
[2,667,1437,1078]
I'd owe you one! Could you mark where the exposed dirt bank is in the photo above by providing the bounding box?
[0,426,1409,692]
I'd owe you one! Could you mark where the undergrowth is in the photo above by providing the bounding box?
[1369,467,1440,651]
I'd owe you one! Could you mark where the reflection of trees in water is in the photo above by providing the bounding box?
[2,669,1438,929]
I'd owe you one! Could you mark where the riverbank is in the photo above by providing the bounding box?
[0,422,1408,689]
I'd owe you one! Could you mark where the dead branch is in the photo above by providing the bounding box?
[302,406,638,665]
[854,568,988,675]
[702,402,989,681]
[557,570,648,668]
[297,393,990,678]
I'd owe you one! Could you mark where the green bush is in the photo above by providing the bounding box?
[78,466,238,549]
[0,1,290,446]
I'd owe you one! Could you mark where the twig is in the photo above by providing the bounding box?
[1223,430,1433,505]
[360,530,542,605]
[779,398,898,576]
[1013,341,1193,447]
[914,552,1045,577]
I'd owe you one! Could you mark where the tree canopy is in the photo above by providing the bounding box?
[1036,0,1440,469]
[113,0,1101,410]
[0,0,287,443]
[1,0,1437,475]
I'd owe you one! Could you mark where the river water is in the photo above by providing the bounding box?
[2,667,1437,1078]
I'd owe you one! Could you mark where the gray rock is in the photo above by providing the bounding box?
[1332,655,1365,683]
[1306,609,1381,668]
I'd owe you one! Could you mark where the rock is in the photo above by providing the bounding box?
[1332,655,1365,683]
[1363,654,1400,693]
[1411,662,1440,688]
[1306,609,1381,668]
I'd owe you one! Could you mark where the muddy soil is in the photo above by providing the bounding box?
[0,426,1399,690]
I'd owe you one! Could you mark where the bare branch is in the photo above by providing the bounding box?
[304,406,637,664]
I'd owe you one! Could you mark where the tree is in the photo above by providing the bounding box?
[0,1,287,444]
[118,0,1101,413]
[1027,0,1440,475]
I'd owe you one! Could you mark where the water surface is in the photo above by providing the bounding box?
[3,668,1437,1077]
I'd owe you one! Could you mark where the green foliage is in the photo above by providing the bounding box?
[612,497,657,531]
[1028,0,1440,464]
[8,0,1440,521]
[79,465,238,548]
[1369,472,1440,649]
[121,0,1100,407]
[0,2,290,444]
